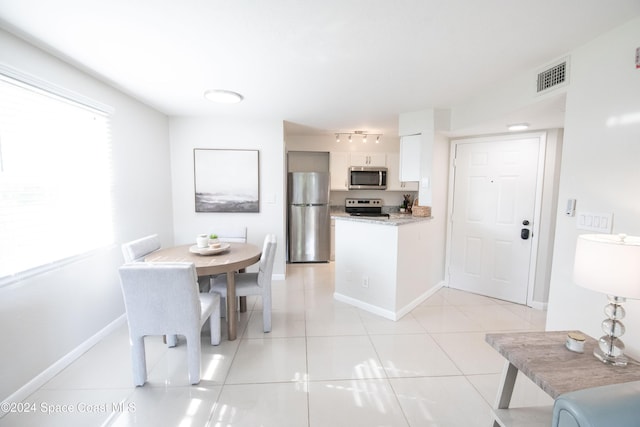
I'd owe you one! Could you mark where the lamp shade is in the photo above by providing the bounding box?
[573,234,640,299]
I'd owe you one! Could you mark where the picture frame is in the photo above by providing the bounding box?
[193,148,259,213]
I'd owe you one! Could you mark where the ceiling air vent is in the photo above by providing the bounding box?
[536,58,569,94]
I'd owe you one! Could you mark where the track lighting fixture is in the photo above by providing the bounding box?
[335,131,383,144]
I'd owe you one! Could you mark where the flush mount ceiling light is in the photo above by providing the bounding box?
[204,89,244,104]
[507,123,529,131]
[335,131,383,144]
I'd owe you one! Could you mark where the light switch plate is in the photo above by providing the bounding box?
[576,211,613,233]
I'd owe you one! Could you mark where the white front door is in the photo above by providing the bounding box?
[448,136,541,304]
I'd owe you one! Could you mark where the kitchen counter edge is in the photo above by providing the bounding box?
[331,212,433,226]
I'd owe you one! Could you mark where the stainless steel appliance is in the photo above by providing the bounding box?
[288,172,331,262]
[348,166,387,190]
[345,198,390,218]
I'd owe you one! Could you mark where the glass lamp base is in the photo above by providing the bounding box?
[595,295,629,367]
[594,346,628,366]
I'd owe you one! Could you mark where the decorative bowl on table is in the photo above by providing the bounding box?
[189,243,230,255]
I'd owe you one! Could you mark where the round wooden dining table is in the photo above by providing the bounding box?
[144,242,262,340]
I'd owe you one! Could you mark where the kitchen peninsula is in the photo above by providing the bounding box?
[332,212,439,320]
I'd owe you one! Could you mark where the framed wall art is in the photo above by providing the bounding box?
[193,148,259,213]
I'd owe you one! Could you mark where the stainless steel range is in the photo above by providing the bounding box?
[345,198,390,218]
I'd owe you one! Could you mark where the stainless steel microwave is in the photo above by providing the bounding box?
[348,166,387,190]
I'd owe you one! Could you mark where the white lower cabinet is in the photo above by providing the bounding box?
[330,219,335,261]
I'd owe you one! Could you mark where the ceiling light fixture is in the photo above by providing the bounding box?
[335,131,383,144]
[204,89,244,104]
[507,123,529,131]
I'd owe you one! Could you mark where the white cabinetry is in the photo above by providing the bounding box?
[400,134,421,182]
[331,151,414,191]
[387,153,419,191]
[350,153,386,167]
[330,218,335,261]
[334,218,434,319]
[330,152,350,190]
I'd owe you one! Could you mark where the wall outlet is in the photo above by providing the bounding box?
[362,277,369,288]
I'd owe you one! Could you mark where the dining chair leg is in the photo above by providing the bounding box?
[210,314,221,346]
[186,332,201,385]
[131,336,147,386]
[166,334,178,347]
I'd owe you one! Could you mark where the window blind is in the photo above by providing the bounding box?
[0,71,114,285]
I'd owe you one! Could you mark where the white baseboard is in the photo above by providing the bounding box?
[333,281,445,321]
[529,301,548,311]
[333,292,398,320]
[395,281,445,318]
[0,314,126,418]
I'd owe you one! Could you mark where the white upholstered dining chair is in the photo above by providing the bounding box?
[121,234,161,263]
[210,234,277,333]
[121,233,179,347]
[118,262,221,386]
[204,226,248,309]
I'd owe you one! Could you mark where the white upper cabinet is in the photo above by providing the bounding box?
[387,153,419,191]
[350,152,386,167]
[399,134,421,182]
[329,152,350,190]
[331,151,415,191]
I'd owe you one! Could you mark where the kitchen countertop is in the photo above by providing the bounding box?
[331,211,433,226]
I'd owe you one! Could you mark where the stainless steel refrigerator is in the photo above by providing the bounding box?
[288,172,331,262]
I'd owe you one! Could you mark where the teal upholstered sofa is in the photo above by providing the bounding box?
[552,381,640,427]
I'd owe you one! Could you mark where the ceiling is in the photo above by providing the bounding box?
[1,1,639,138]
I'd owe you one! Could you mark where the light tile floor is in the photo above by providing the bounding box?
[0,262,552,427]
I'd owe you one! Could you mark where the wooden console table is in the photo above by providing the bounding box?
[486,331,640,427]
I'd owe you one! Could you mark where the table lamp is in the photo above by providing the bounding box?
[573,234,640,366]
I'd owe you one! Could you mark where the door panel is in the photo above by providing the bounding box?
[449,138,540,304]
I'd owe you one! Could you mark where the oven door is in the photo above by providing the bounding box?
[349,167,387,190]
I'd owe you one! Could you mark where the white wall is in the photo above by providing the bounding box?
[429,132,450,286]
[168,117,286,277]
[0,30,173,402]
[546,17,640,357]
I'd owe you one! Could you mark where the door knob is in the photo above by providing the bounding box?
[522,220,530,226]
